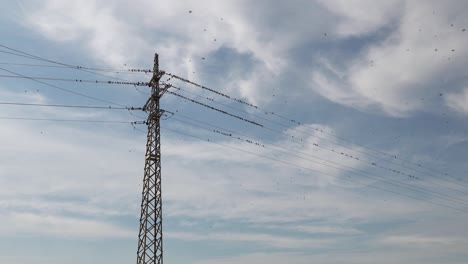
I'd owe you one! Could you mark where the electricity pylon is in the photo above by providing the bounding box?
[136,54,169,264]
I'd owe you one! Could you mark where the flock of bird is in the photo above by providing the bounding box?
[1,8,467,208]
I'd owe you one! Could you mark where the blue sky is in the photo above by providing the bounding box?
[1,0,468,263]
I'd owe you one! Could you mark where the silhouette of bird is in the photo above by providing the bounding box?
[189,10,192,13]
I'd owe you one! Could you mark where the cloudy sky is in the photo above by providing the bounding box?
[1,0,468,263]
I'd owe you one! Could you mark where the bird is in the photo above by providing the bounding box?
[189,10,192,13]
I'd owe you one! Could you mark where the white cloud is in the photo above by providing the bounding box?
[195,247,468,264]
[167,231,333,249]
[24,0,147,66]
[159,122,440,227]
[317,0,403,37]
[3,1,468,263]
[312,0,468,116]
[380,235,456,246]
[445,87,468,114]
[261,223,362,235]
[195,252,312,264]
[19,0,335,108]
[0,212,133,239]
[20,0,468,117]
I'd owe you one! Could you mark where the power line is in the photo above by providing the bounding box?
[0,62,151,74]
[159,126,468,214]
[0,67,126,107]
[0,74,148,86]
[166,72,257,108]
[0,44,136,82]
[166,112,468,206]
[0,102,142,110]
[166,72,467,186]
[166,90,263,127]
[170,84,468,193]
[0,50,42,61]
[272,113,468,185]
[169,82,468,191]
[0,116,139,124]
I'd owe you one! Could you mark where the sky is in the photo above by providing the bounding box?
[0,0,468,263]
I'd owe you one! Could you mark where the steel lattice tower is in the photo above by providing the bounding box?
[136,54,164,264]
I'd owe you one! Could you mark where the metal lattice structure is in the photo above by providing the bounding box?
[136,54,164,264]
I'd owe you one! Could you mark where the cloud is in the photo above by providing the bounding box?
[0,212,133,239]
[317,0,403,37]
[23,0,148,66]
[311,0,468,117]
[159,122,439,227]
[261,223,362,235]
[380,235,456,246]
[195,247,468,264]
[18,0,333,108]
[195,252,312,264]
[4,1,468,263]
[167,231,333,249]
[0,88,146,236]
[445,87,468,114]
[20,0,468,118]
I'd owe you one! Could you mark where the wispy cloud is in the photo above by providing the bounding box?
[0,212,133,239]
